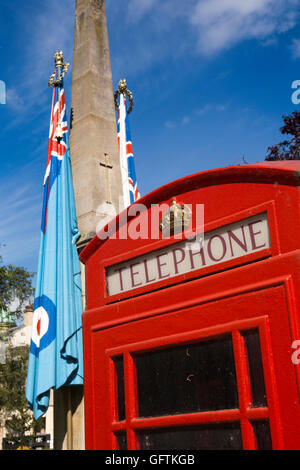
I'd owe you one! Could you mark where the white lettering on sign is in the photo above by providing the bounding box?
[106,213,270,296]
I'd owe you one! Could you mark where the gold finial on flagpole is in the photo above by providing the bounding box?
[114,78,134,114]
[48,51,70,141]
[48,50,70,88]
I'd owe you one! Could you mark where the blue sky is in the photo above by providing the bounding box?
[0,0,300,276]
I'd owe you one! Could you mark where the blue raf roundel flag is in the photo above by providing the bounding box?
[30,295,56,357]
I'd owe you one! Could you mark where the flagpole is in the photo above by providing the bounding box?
[49,51,74,451]
[49,51,69,141]
[67,388,73,450]
[114,79,135,209]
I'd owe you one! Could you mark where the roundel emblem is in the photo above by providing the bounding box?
[30,296,56,357]
[31,307,49,348]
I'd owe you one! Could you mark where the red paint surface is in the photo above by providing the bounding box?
[36,318,41,337]
[80,162,300,450]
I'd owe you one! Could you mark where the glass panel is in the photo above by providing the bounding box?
[115,432,127,450]
[137,423,243,450]
[252,421,272,450]
[243,329,267,407]
[113,356,125,421]
[134,335,238,418]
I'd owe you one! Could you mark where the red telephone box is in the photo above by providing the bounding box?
[80,161,300,450]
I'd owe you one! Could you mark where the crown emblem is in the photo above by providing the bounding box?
[160,199,191,237]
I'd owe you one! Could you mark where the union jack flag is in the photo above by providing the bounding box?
[42,72,68,234]
[117,93,140,207]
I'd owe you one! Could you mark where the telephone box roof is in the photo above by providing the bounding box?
[79,161,300,264]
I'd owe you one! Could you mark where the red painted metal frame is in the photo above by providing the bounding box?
[84,281,299,450]
[81,162,300,450]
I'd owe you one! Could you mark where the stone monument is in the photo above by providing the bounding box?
[70,0,124,251]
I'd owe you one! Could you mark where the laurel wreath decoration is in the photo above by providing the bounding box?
[114,79,134,114]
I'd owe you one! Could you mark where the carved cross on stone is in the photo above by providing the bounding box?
[100,153,113,204]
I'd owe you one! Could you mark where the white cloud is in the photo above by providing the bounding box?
[164,120,176,129]
[0,178,42,270]
[189,0,299,55]
[5,87,25,111]
[128,0,159,22]
[195,102,230,115]
[196,104,213,116]
[121,0,299,69]
[6,0,74,129]
[182,116,191,125]
[164,102,229,129]
[291,38,300,58]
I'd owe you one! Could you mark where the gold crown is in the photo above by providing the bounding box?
[54,50,64,68]
[160,199,191,237]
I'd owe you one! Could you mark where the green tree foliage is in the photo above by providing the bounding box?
[0,249,34,322]
[266,111,300,161]
[0,345,44,447]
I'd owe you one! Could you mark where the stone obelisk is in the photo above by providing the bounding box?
[70,0,123,250]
